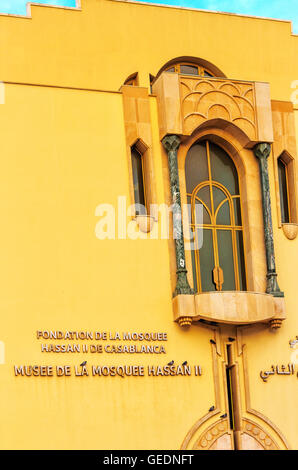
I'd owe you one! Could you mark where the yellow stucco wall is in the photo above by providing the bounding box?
[0,0,297,450]
[0,0,297,99]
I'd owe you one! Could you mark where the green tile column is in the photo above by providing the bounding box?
[162,134,194,297]
[254,143,283,297]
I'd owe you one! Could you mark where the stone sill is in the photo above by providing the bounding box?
[173,291,286,327]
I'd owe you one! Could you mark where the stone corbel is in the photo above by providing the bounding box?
[282,223,298,240]
[133,215,156,233]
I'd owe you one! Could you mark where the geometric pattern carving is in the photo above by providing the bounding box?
[180,77,257,140]
[193,418,279,450]
[193,419,231,450]
[181,342,287,450]
[242,419,279,450]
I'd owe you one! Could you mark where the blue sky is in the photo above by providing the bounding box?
[0,0,297,33]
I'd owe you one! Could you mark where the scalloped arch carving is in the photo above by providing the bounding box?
[193,419,232,450]
[184,418,281,450]
[180,77,257,139]
[241,419,279,450]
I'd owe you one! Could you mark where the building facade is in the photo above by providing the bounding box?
[0,0,297,450]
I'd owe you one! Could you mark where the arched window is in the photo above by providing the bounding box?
[165,62,214,77]
[276,151,297,226]
[124,72,138,86]
[277,154,292,224]
[185,140,246,293]
[278,155,290,223]
[131,145,146,215]
[151,57,225,87]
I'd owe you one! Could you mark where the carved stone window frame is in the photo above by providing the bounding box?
[121,85,157,221]
[271,100,298,239]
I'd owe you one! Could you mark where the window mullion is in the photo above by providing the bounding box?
[285,163,291,222]
[194,228,202,293]
[231,228,240,291]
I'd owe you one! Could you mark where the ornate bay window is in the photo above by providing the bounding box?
[154,60,286,328]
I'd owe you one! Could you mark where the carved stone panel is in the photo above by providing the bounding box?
[192,419,279,450]
[153,72,274,145]
[180,76,257,139]
[241,419,278,450]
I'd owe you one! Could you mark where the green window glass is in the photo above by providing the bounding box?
[185,140,247,293]
[278,157,290,223]
[131,147,146,215]
[180,64,198,75]
[164,63,215,77]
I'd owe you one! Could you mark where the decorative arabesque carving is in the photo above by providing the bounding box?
[193,419,279,450]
